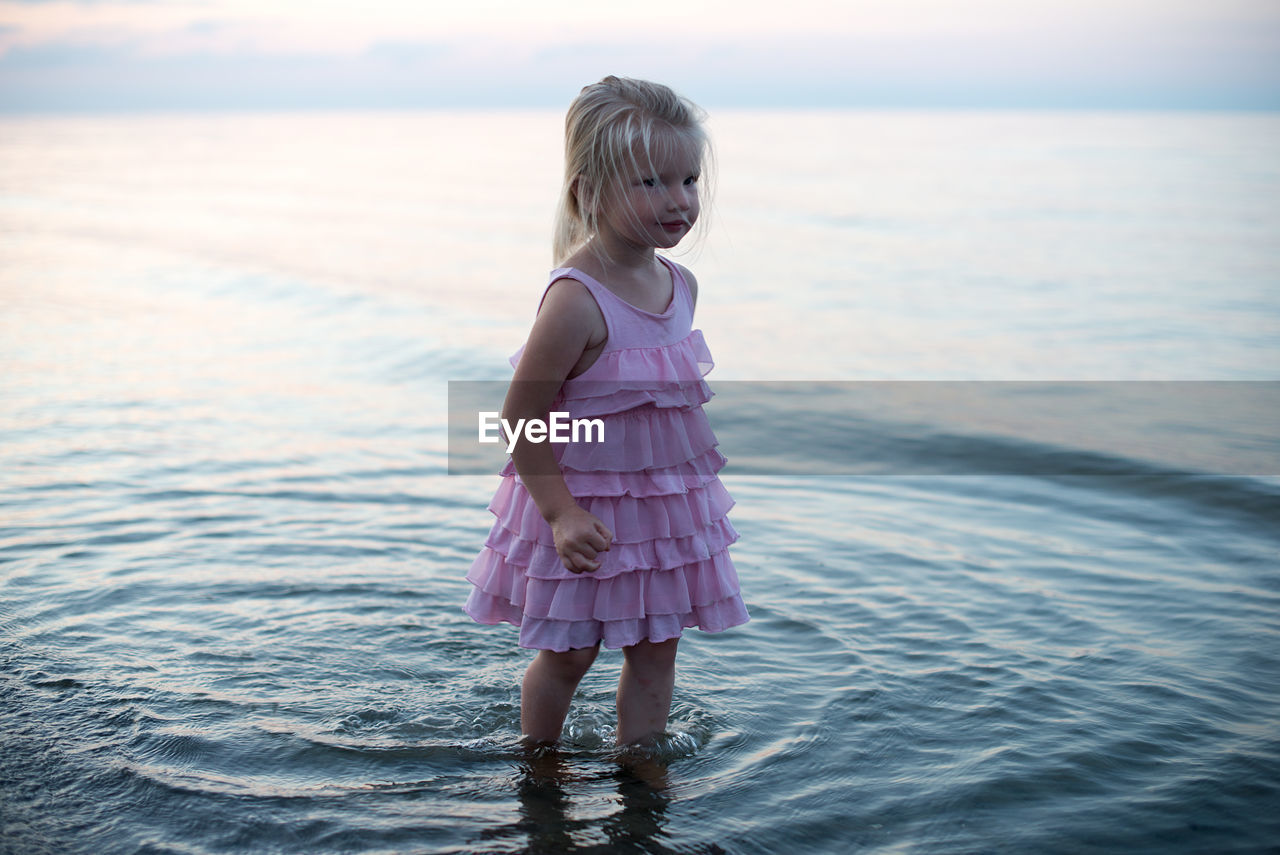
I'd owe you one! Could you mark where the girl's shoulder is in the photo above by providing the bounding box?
[536,274,606,333]
[513,274,608,381]
[668,259,699,308]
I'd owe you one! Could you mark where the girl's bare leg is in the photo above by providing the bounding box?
[521,644,600,744]
[616,638,679,746]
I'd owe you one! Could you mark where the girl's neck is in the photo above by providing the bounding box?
[565,239,670,311]
[567,239,662,287]
[589,233,656,273]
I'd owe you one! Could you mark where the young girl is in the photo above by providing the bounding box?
[465,76,748,747]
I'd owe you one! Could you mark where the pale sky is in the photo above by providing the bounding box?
[1,0,1277,111]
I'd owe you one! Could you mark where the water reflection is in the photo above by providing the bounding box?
[482,747,724,854]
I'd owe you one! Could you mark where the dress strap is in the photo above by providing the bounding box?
[656,255,693,316]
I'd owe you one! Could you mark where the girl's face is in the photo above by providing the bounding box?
[597,136,702,252]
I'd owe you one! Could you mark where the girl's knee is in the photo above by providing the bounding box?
[623,637,679,670]
[542,643,600,680]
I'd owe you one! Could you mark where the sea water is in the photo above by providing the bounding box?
[2,109,1278,853]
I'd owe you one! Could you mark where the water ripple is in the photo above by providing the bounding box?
[5,111,1280,853]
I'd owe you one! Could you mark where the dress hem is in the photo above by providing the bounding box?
[461,603,750,653]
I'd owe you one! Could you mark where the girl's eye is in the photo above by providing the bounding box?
[684,175,699,186]
[642,178,657,187]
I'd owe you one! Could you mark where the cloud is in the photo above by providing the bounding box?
[363,41,448,66]
[1,0,1277,111]
[5,0,161,4]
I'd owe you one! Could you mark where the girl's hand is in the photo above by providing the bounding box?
[549,506,613,573]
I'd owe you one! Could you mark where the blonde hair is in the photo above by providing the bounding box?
[553,76,711,264]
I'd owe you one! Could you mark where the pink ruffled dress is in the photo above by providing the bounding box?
[464,256,750,652]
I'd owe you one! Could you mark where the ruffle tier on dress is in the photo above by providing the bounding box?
[464,328,750,652]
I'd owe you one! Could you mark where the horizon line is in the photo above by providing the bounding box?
[3,100,1278,117]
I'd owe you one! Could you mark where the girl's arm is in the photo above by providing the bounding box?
[503,279,613,573]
